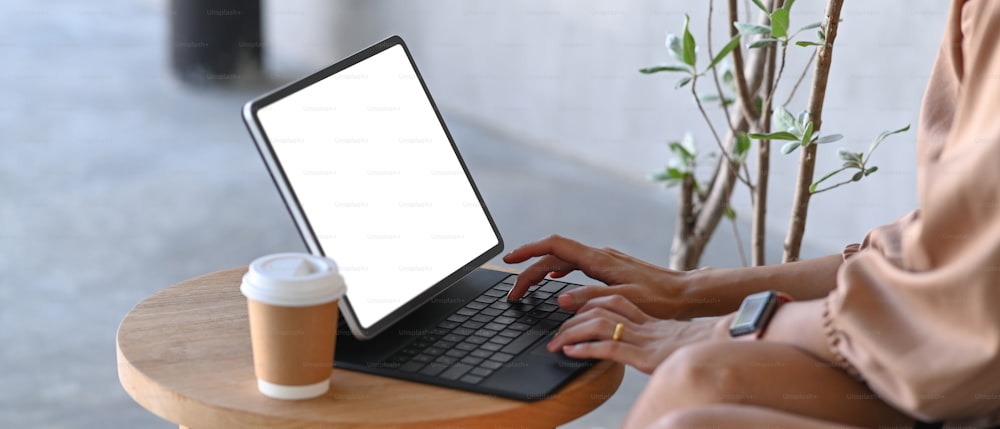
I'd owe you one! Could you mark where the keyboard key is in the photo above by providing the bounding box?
[508,322,531,331]
[419,363,448,377]
[547,312,572,322]
[461,321,485,330]
[498,329,520,338]
[424,347,445,356]
[470,367,494,377]
[480,342,502,352]
[446,314,469,323]
[400,361,426,372]
[484,289,506,298]
[433,356,457,366]
[531,291,553,300]
[520,297,543,306]
[432,340,456,350]
[538,304,559,313]
[528,309,551,319]
[472,314,493,323]
[501,309,524,318]
[466,301,488,310]
[445,349,466,359]
[488,336,513,345]
[460,374,484,384]
[466,335,489,345]
[453,327,475,336]
[516,315,540,326]
[455,342,477,352]
[483,322,507,332]
[430,328,449,336]
[474,329,498,338]
[456,308,477,317]
[528,285,540,292]
[501,275,517,285]
[489,301,512,310]
[440,363,474,380]
[481,308,503,317]
[460,356,484,366]
[412,354,433,363]
[475,294,496,303]
[470,349,493,359]
[493,316,517,325]
[480,360,503,370]
[436,321,459,330]
[489,352,514,363]
[443,334,465,343]
[540,281,567,293]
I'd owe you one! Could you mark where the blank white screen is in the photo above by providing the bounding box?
[256,45,499,329]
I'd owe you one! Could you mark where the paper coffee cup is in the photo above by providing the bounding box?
[241,253,346,400]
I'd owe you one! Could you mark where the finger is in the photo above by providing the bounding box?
[561,340,645,369]
[554,306,626,339]
[576,294,653,324]
[548,317,624,351]
[506,254,575,301]
[556,285,615,311]
[504,234,610,278]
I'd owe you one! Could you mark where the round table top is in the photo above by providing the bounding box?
[116,266,625,429]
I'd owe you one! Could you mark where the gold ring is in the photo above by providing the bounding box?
[612,322,624,341]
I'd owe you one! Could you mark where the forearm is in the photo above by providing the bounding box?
[677,254,842,319]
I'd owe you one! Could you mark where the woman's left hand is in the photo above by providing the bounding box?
[547,294,727,374]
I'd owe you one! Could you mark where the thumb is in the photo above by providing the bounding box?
[556,285,614,311]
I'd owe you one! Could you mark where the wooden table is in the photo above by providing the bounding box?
[116,266,625,429]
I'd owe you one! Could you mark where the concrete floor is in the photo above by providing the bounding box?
[0,1,807,427]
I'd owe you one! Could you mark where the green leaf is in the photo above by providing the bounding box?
[770,8,790,38]
[734,22,772,36]
[796,22,822,33]
[706,35,741,72]
[864,124,910,163]
[852,171,864,181]
[682,14,697,67]
[780,141,800,154]
[837,148,862,164]
[733,133,752,163]
[842,161,862,169]
[814,134,843,144]
[665,33,684,64]
[669,141,695,162]
[748,131,800,141]
[748,38,778,49]
[639,65,691,74]
[775,107,797,132]
[675,76,693,89]
[783,0,797,12]
[800,121,814,147]
[864,166,879,176]
[723,206,737,220]
[750,0,769,14]
[810,166,849,193]
[817,29,826,41]
[795,41,823,48]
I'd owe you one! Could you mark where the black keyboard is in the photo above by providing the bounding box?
[383,274,575,385]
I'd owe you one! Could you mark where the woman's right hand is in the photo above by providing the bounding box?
[503,235,696,320]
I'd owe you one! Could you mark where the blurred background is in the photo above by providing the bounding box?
[0,0,946,427]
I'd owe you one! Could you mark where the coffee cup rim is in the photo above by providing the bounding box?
[240,253,346,307]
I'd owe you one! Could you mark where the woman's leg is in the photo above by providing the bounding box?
[623,340,916,429]
[652,404,892,429]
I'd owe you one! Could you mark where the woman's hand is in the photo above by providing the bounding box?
[546,294,728,374]
[504,235,695,319]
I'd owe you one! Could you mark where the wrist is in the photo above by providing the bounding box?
[673,267,717,319]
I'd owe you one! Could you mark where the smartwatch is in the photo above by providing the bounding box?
[728,291,791,338]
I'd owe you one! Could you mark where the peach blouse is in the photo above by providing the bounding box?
[824,0,1000,425]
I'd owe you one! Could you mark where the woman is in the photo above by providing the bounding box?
[505,1,1000,427]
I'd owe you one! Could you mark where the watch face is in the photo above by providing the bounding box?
[729,291,777,337]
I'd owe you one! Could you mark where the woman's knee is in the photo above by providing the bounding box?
[651,342,753,405]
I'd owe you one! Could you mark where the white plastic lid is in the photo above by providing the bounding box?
[257,378,330,400]
[241,253,346,307]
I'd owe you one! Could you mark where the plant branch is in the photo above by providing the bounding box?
[783,0,845,262]
[752,40,776,266]
[728,0,759,122]
[691,75,753,189]
[782,50,817,106]
[730,211,749,267]
[810,178,853,194]
[707,0,736,134]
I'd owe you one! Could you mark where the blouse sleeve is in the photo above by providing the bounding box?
[823,0,1000,421]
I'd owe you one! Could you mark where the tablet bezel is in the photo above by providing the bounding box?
[241,35,504,340]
